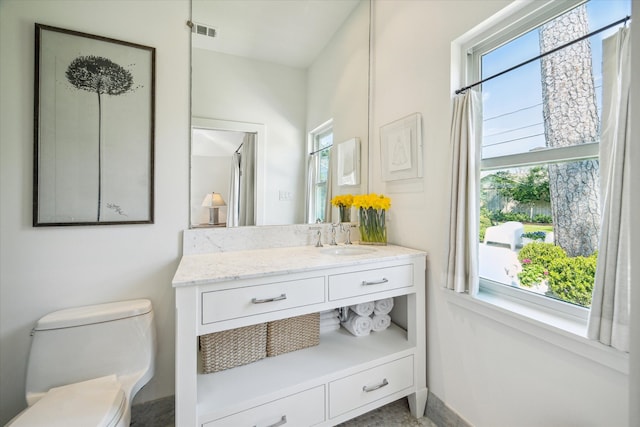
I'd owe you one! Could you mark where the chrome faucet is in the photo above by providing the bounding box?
[329,223,339,246]
[341,223,356,245]
[309,226,323,247]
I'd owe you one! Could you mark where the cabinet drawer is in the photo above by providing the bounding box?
[202,277,325,324]
[204,385,325,427]
[329,356,414,419]
[328,264,413,301]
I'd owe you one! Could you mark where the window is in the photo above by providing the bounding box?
[308,121,333,223]
[469,0,630,317]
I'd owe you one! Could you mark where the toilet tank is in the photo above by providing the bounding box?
[25,299,156,402]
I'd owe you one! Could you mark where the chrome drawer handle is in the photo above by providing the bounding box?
[254,415,287,427]
[361,278,389,286]
[251,294,287,304]
[362,378,389,392]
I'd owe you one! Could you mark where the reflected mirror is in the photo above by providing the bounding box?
[190,0,370,227]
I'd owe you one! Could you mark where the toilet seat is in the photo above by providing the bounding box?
[8,375,126,427]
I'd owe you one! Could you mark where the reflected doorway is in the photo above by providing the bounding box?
[191,128,257,227]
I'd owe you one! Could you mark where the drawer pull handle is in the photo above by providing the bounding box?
[362,378,389,392]
[251,294,287,304]
[254,415,287,427]
[361,278,389,286]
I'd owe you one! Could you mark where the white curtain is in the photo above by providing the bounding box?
[587,27,631,352]
[227,152,241,227]
[445,90,482,293]
[305,154,317,223]
[239,134,256,226]
[324,147,333,223]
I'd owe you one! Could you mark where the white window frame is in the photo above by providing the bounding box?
[451,0,629,372]
[469,0,609,327]
[307,120,333,223]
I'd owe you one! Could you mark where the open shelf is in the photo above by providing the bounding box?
[197,323,413,419]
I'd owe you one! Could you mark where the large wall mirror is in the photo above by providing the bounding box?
[190,0,370,227]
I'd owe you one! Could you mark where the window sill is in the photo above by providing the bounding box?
[443,287,629,374]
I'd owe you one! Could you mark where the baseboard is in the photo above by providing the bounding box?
[426,390,472,427]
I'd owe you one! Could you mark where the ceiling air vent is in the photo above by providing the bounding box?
[191,22,217,38]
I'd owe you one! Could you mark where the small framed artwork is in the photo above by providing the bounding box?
[380,113,423,181]
[33,24,155,226]
[337,137,360,186]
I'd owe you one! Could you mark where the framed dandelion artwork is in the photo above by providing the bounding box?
[33,24,155,226]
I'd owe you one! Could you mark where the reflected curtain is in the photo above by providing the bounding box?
[587,27,631,352]
[445,90,481,293]
[325,147,333,222]
[305,154,317,223]
[227,152,241,227]
[239,134,256,226]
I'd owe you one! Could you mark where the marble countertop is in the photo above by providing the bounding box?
[172,244,426,287]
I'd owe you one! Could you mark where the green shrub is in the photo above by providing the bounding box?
[522,231,546,241]
[547,254,597,307]
[517,243,566,289]
[517,242,566,269]
[533,214,553,224]
[479,212,492,241]
[489,211,530,223]
[516,242,597,307]
[518,262,547,287]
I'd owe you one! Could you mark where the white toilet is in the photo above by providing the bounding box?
[6,299,156,427]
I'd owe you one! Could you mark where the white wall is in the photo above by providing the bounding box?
[370,1,630,426]
[307,0,370,210]
[191,49,307,225]
[0,0,190,424]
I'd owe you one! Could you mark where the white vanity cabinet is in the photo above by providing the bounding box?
[173,245,427,427]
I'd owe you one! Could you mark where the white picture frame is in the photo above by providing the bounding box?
[337,137,360,186]
[380,113,423,181]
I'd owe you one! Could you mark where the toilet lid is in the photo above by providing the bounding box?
[9,376,126,427]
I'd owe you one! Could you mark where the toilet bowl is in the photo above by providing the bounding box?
[6,299,156,427]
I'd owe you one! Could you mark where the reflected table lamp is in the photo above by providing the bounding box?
[202,192,226,225]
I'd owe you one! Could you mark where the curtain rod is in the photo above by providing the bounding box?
[309,144,333,156]
[455,15,630,95]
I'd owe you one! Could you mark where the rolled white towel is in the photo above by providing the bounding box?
[349,302,374,317]
[373,298,394,315]
[320,323,341,334]
[320,317,340,327]
[320,309,339,321]
[341,312,372,337]
[371,313,391,332]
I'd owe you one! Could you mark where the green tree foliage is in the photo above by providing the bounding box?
[511,166,550,220]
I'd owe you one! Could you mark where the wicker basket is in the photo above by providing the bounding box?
[200,323,267,374]
[267,313,320,357]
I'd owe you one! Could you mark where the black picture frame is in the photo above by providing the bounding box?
[34,24,155,226]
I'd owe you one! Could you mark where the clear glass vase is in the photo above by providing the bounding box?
[338,204,351,223]
[358,207,387,245]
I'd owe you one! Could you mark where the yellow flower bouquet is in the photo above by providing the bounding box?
[352,193,391,245]
[331,194,354,222]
